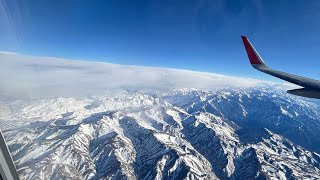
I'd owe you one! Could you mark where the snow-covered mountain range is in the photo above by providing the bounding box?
[0,53,320,179]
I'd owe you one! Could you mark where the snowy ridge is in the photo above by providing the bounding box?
[1,88,320,179]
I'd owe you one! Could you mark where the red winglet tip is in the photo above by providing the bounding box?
[241,36,262,65]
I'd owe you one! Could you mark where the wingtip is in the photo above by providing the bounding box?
[241,35,265,65]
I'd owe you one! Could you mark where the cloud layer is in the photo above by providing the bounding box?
[0,53,293,98]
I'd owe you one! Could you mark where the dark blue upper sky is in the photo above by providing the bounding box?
[1,0,320,80]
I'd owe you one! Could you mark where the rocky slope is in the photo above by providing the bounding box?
[1,88,320,179]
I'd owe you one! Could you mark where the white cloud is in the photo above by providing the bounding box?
[0,53,295,98]
[0,51,17,55]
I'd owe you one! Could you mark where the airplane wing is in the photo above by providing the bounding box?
[241,36,320,99]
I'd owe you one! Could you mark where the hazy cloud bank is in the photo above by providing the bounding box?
[0,53,293,98]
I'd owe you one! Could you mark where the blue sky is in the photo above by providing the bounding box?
[1,0,320,81]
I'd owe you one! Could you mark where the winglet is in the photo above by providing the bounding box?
[241,36,265,65]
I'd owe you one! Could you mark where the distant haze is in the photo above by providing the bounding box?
[0,53,294,98]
